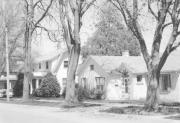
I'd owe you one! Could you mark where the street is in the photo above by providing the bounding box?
[0,102,179,123]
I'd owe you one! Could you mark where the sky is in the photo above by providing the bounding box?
[31,0,180,58]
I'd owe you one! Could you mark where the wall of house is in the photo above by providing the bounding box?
[54,57,68,94]
[106,75,146,101]
[159,72,180,102]
[106,77,123,100]
[131,75,147,100]
[78,59,108,92]
[33,61,50,72]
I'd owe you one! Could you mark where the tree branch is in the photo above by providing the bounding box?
[148,0,158,20]
[33,0,54,31]
[81,0,96,16]
[33,0,42,9]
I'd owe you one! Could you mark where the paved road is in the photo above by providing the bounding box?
[0,103,179,123]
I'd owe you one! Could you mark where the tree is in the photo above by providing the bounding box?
[110,0,180,111]
[0,0,24,75]
[58,0,97,105]
[22,0,54,101]
[81,5,140,57]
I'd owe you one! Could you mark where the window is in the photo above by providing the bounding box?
[161,74,171,91]
[90,65,94,70]
[137,75,142,82]
[81,78,87,89]
[39,63,41,69]
[39,79,42,86]
[62,78,67,86]
[64,61,68,68]
[96,77,105,91]
[46,61,49,69]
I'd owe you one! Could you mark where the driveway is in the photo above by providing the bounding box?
[0,103,179,123]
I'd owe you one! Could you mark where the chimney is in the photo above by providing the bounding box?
[122,50,129,57]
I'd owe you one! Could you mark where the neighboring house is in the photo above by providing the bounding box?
[77,51,180,103]
[32,50,72,95]
[51,51,83,94]
[31,51,62,94]
[51,51,69,94]
[0,59,23,91]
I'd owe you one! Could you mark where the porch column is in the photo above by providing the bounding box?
[30,81,33,94]
[9,82,12,89]
[36,79,39,89]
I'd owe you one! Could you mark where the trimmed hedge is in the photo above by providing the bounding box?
[33,73,60,97]
[13,73,24,97]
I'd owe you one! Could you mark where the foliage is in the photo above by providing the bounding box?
[33,73,60,97]
[77,86,105,100]
[13,73,24,97]
[0,0,24,73]
[81,5,140,58]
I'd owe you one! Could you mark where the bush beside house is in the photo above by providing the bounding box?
[13,73,24,97]
[33,73,60,97]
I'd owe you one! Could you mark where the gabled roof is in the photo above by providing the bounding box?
[161,51,180,72]
[90,55,147,74]
[51,51,69,74]
[33,50,62,63]
[78,50,180,75]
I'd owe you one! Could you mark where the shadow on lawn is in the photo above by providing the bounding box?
[100,106,180,115]
[61,103,102,109]
[165,115,180,120]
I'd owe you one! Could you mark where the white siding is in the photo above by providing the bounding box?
[131,76,147,100]
[55,58,68,94]
[160,73,180,102]
[80,64,102,90]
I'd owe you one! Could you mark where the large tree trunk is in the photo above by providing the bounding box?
[65,43,80,104]
[23,25,32,101]
[23,0,33,101]
[145,67,160,111]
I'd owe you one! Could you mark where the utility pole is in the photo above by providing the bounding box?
[3,0,10,102]
[5,26,10,102]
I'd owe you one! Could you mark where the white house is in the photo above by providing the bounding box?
[32,50,82,95]
[0,59,23,91]
[31,51,62,94]
[77,51,180,103]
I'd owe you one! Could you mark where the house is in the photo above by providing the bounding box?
[0,59,23,91]
[77,51,180,102]
[31,50,71,94]
[30,51,63,94]
[51,51,83,94]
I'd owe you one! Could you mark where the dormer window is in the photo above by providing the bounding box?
[90,65,94,70]
[39,63,41,69]
[46,61,49,69]
[64,61,68,68]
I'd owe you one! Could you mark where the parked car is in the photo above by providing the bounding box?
[0,89,13,98]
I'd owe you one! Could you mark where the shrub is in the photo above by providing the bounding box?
[77,86,105,100]
[33,73,60,97]
[13,73,24,97]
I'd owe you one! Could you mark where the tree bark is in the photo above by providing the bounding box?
[65,43,80,104]
[145,67,160,111]
[23,0,33,101]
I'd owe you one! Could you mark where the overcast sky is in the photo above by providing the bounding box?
[31,0,180,57]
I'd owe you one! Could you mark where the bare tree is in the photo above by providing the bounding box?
[110,0,180,111]
[0,0,24,76]
[58,0,96,105]
[22,0,54,101]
